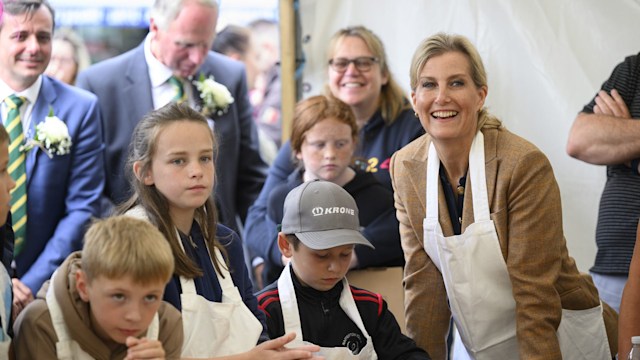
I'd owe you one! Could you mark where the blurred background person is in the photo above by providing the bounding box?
[212,23,278,164]
[248,19,282,150]
[212,24,260,94]
[45,28,91,85]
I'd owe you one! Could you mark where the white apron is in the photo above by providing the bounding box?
[278,263,378,360]
[0,264,12,356]
[423,132,610,360]
[179,246,263,358]
[123,206,264,358]
[46,270,160,360]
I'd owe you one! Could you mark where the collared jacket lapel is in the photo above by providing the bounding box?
[26,77,56,188]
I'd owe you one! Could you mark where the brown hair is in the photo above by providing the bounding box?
[118,102,228,278]
[285,234,300,250]
[82,216,174,285]
[290,95,357,156]
[409,32,501,130]
[326,26,411,125]
[1,0,55,30]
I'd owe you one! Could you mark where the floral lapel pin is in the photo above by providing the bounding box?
[193,73,234,117]
[20,107,72,158]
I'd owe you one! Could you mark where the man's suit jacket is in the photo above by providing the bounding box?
[76,43,267,229]
[15,76,105,294]
[390,127,617,360]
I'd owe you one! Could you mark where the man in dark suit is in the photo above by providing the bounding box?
[0,0,105,313]
[77,0,267,231]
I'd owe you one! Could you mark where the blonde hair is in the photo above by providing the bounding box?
[118,103,228,279]
[82,216,174,285]
[326,26,411,125]
[409,32,501,130]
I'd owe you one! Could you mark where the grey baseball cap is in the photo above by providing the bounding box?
[281,180,374,250]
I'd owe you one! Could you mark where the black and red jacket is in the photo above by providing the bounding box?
[256,267,431,359]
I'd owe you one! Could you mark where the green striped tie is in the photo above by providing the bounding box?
[168,76,187,103]
[4,95,27,255]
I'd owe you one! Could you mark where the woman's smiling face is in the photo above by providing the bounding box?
[411,51,487,145]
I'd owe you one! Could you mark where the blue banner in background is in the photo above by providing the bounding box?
[55,7,151,28]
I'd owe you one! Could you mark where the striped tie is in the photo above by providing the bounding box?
[3,95,27,255]
[168,76,187,103]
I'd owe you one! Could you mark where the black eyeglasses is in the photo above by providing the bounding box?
[328,57,379,73]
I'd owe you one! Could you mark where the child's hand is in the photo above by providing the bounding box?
[247,332,323,359]
[125,336,166,360]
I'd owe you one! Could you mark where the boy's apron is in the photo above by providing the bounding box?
[47,270,159,359]
[277,262,378,360]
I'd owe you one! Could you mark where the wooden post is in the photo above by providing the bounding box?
[279,0,296,143]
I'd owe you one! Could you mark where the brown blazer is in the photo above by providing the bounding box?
[390,127,617,360]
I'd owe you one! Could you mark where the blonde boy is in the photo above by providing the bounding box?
[12,216,183,359]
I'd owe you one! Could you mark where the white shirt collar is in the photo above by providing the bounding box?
[144,33,174,88]
[0,76,43,105]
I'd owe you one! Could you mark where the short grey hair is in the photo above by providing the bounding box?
[151,0,218,30]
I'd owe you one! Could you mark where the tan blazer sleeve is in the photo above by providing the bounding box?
[492,147,565,359]
[390,149,451,360]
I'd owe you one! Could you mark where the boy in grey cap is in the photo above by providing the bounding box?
[256,180,431,359]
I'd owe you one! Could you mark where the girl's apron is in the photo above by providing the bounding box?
[124,206,263,358]
[178,247,263,358]
[423,132,610,360]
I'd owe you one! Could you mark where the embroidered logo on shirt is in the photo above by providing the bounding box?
[341,332,365,354]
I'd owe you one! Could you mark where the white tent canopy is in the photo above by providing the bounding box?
[297,0,640,271]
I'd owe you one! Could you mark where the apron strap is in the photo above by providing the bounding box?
[46,270,74,357]
[277,263,375,347]
[468,132,490,222]
[338,278,375,344]
[426,142,440,219]
[277,263,304,344]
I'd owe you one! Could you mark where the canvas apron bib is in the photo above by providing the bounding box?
[423,132,610,360]
[0,264,12,355]
[179,246,263,358]
[278,263,378,360]
[46,270,160,360]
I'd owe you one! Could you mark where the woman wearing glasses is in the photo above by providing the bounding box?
[245,26,423,287]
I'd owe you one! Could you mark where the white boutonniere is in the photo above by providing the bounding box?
[19,107,72,158]
[193,73,234,117]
